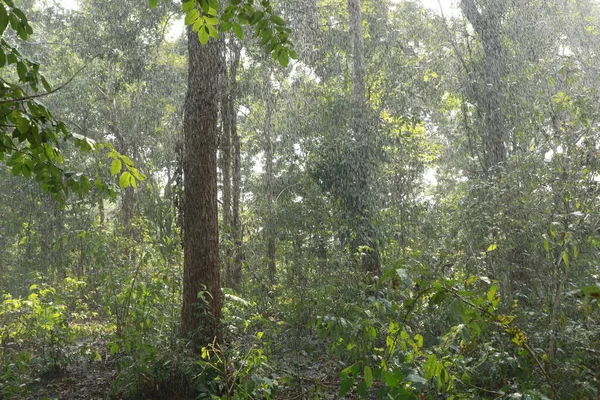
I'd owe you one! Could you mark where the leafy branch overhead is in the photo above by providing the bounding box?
[149,0,296,66]
[0,0,145,202]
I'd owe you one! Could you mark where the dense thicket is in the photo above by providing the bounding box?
[1,0,599,399]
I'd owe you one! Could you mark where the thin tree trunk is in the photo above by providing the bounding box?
[181,26,222,346]
[461,0,506,169]
[229,42,243,289]
[348,0,380,275]
[220,37,233,287]
[263,66,277,279]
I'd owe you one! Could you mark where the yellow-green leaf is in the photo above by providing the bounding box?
[185,8,200,25]
[363,365,373,388]
[110,159,122,175]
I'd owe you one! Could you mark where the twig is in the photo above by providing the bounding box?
[0,64,87,104]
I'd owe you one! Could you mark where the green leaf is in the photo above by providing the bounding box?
[185,8,200,25]
[148,0,159,8]
[278,50,289,67]
[198,0,209,13]
[269,15,286,25]
[562,250,569,267]
[250,10,264,25]
[110,159,122,175]
[232,22,243,39]
[119,171,132,188]
[487,244,498,252]
[182,0,196,12]
[424,355,437,380]
[339,377,353,397]
[16,116,30,133]
[363,365,373,388]
[487,285,498,302]
[383,369,401,387]
[198,26,210,44]
[40,76,52,92]
[16,61,27,82]
[208,0,219,13]
[414,334,423,348]
[220,20,232,31]
[205,16,219,25]
[0,4,8,36]
[543,239,550,252]
[207,23,219,39]
[356,380,367,397]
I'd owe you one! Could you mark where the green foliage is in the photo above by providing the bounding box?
[0,1,144,202]
[149,0,295,66]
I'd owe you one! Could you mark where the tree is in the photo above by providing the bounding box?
[168,0,295,346]
[181,25,223,343]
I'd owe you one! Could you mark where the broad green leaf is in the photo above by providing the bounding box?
[363,365,373,388]
[232,22,243,39]
[110,159,122,175]
[278,49,290,67]
[250,10,264,25]
[205,16,219,25]
[424,355,437,380]
[487,285,498,302]
[198,0,209,13]
[207,23,219,39]
[148,0,159,8]
[487,244,498,252]
[119,171,132,188]
[414,334,423,348]
[356,380,367,397]
[198,26,210,44]
[16,116,30,133]
[543,239,550,252]
[220,20,232,31]
[185,8,200,25]
[16,61,27,81]
[193,17,203,32]
[0,4,8,36]
[339,377,353,397]
[269,15,286,25]
[384,370,401,387]
[182,0,196,12]
[208,0,219,11]
[562,250,569,267]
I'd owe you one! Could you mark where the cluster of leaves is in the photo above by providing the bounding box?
[0,279,100,398]
[150,0,296,66]
[0,0,144,201]
[315,266,563,399]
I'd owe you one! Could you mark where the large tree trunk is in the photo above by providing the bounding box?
[181,26,222,346]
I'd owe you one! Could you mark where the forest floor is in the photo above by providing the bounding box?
[29,361,115,400]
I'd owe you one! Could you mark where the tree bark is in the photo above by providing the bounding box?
[348,0,380,275]
[229,42,243,289]
[219,37,233,287]
[461,0,507,169]
[263,66,277,279]
[181,26,222,346]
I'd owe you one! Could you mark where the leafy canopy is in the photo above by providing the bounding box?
[150,0,296,66]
